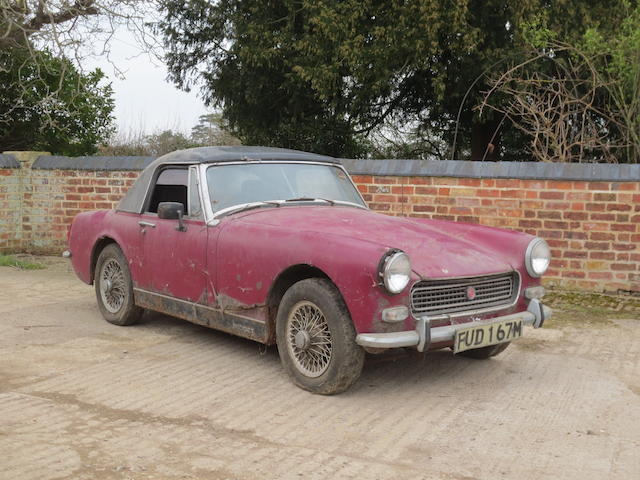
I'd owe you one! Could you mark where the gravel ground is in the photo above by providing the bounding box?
[1,258,639,480]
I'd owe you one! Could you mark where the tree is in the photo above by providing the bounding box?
[156,0,468,157]
[144,130,198,156]
[98,128,195,156]
[0,0,151,153]
[156,0,631,160]
[99,112,243,156]
[191,113,241,146]
[0,50,115,155]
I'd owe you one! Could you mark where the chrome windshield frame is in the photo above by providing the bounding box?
[199,161,368,225]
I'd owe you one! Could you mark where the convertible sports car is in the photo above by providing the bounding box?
[66,146,552,394]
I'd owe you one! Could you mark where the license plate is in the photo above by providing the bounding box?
[454,318,523,354]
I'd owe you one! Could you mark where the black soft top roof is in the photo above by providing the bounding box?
[117,146,339,213]
[152,146,338,166]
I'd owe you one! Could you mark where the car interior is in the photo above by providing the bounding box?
[147,168,189,214]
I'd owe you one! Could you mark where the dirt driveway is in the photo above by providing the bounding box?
[1,259,639,480]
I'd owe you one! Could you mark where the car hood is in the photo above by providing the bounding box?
[233,206,528,278]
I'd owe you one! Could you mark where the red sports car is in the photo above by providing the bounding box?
[66,147,552,394]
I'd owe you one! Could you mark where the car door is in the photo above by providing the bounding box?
[112,210,147,287]
[137,165,208,303]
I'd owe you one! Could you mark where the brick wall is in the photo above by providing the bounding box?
[24,169,139,252]
[0,158,21,253]
[1,152,639,294]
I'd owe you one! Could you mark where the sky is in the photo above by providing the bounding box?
[85,26,209,136]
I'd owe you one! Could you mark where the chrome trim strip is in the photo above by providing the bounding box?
[198,163,216,224]
[213,199,367,221]
[187,165,205,220]
[340,163,368,207]
[413,276,512,291]
[412,270,518,282]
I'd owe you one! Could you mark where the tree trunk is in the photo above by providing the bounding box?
[471,120,501,161]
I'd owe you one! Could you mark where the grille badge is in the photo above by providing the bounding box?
[466,286,477,300]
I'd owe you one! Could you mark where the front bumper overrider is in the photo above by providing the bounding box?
[355,299,552,353]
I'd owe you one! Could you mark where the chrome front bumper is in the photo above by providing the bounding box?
[356,299,552,352]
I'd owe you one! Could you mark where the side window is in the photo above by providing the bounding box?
[188,167,202,219]
[146,168,188,213]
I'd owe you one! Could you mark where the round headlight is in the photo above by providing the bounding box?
[380,251,411,294]
[525,238,551,277]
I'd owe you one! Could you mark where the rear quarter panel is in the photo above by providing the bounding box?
[69,210,142,285]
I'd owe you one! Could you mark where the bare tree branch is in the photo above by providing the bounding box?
[0,0,160,131]
[479,42,636,163]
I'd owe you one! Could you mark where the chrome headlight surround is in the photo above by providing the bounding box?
[378,250,411,294]
[525,238,551,278]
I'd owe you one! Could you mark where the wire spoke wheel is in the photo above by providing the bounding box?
[99,258,126,314]
[94,244,142,326]
[286,301,333,378]
[276,278,364,394]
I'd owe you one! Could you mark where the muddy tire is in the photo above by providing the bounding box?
[459,341,510,359]
[276,278,365,395]
[94,244,143,326]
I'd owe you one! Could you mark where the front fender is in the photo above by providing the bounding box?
[215,220,413,334]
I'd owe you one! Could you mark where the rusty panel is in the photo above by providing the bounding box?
[134,288,268,343]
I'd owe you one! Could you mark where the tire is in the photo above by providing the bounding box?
[459,341,510,359]
[276,278,365,395]
[94,243,143,326]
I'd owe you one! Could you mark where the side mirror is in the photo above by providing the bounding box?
[157,202,187,232]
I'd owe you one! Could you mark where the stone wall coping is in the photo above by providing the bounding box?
[0,154,20,168]
[21,153,640,182]
[340,158,640,182]
[32,155,156,171]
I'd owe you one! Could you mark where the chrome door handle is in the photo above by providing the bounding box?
[138,221,156,228]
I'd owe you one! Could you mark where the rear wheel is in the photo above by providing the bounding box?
[276,278,364,395]
[459,341,510,359]
[94,244,143,326]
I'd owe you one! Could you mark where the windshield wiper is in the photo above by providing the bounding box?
[284,197,335,205]
[224,201,281,215]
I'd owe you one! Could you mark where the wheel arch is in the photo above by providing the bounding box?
[266,264,344,343]
[90,236,118,285]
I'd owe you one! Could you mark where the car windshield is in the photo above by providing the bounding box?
[206,163,366,213]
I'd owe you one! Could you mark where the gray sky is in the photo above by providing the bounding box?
[86,27,209,136]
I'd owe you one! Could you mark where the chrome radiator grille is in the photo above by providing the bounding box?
[411,272,519,316]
